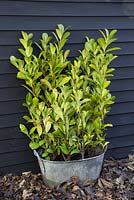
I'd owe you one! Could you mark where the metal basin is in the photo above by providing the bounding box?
[34,149,106,187]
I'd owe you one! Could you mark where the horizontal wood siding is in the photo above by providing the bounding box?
[0,0,134,174]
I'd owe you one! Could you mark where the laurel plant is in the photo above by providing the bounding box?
[10,24,119,161]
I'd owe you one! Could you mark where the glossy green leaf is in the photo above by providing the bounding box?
[23,115,31,121]
[47,148,53,153]
[37,124,42,136]
[39,140,45,146]
[19,38,27,48]
[10,56,18,68]
[42,151,49,158]
[53,105,64,120]
[70,149,80,155]
[29,141,40,150]
[17,72,27,80]
[20,124,28,135]
[28,33,33,40]
[26,93,32,105]
[41,79,52,90]
[60,144,69,155]
[106,47,120,53]
[58,76,71,87]
[45,121,51,133]
[56,28,62,39]
[25,46,33,57]
[29,127,37,135]
[21,31,28,41]
[39,102,45,111]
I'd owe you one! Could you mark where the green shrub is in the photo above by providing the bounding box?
[10,24,119,160]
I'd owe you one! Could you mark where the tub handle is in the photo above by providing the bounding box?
[33,150,46,174]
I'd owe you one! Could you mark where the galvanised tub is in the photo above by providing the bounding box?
[34,149,106,187]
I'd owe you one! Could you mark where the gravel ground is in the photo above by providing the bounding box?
[0,155,134,200]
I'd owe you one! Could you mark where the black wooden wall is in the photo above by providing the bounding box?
[0,0,134,174]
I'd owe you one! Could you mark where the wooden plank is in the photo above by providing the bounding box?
[0,113,25,128]
[0,99,133,116]
[1,124,134,140]
[0,2,133,17]
[106,113,134,126]
[0,16,134,31]
[0,84,134,105]
[107,124,134,138]
[0,87,26,101]
[113,91,134,103]
[1,123,134,141]
[1,30,134,46]
[0,161,39,175]
[0,42,133,61]
[109,79,134,92]
[1,73,134,91]
[110,102,134,115]
[106,146,134,159]
[0,60,17,74]
[1,55,134,72]
[68,42,134,56]
[112,67,134,80]
[0,126,24,140]
[3,87,134,103]
[19,0,134,3]
[3,63,134,80]
[0,100,26,115]
[108,135,134,149]
[0,150,35,168]
[112,55,134,68]
[0,128,133,153]
[108,42,134,55]
[0,112,134,129]
[0,116,133,140]
[66,42,134,56]
[0,45,19,60]
[0,138,29,154]
[0,74,22,88]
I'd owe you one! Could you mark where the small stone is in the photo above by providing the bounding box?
[72,193,76,199]
[22,171,31,176]
[84,186,94,196]
[22,189,32,200]
[96,190,104,198]
[129,154,134,161]
[19,179,26,188]
[100,178,113,189]
[129,177,134,184]
[80,188,86,197]
[72,185,80,192]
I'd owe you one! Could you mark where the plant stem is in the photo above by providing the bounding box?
[81,149,85,159]
[62,153,67,161]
